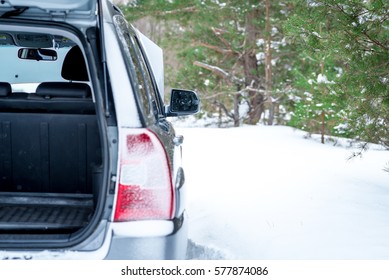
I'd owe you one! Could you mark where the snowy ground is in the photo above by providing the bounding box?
[175,124,389,260]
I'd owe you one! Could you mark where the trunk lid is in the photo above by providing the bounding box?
[0,0,97,27]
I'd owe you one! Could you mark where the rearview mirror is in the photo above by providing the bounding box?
[166,89,200,117]
[18,48,57,61]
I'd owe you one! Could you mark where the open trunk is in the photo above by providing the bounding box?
[0,24,105,241]
[0,0,125,253]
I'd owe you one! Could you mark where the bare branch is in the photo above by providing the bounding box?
[239,81,267,95]
[242,86,266,94]
[197,42,236,55]
[213,100,234,119]
[157,6,197,16]
[347,142,369,160]
[193,61,243,85]
[203,92,229,100]
[211,27,233,50]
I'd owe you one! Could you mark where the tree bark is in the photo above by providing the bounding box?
[233,93,240,127]
[321,111,325,144]
[320,60,325,144]
[265,0,274,125]
[243,6,264,125]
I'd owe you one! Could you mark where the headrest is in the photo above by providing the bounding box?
[0,82,12,97]
[36,82,91,98]
[61,46,89,81]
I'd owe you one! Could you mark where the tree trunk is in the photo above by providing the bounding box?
[320,60,325,144]
[265,0,274,125]
[218,105,222,128]
[321,110,325,144]
[243,6,263,125]
[233,93,240,127]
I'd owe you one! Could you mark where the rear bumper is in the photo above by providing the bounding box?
[104,214,188,260]
[0,214,187,260]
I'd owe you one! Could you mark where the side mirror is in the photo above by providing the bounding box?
[166,89,200,117]
[18,48,57,61]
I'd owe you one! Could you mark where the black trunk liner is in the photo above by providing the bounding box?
[0,192,94,231]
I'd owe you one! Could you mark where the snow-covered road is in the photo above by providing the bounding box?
[177,125,389,259]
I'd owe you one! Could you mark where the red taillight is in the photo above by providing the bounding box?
[114,129,174,222]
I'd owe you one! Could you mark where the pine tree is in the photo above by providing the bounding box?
[285,0,389,146]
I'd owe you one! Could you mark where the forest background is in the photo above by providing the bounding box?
[115,0,388,150]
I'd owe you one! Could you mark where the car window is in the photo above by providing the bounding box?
[133,36,164,118]
[113,16,150,118]
[113,15,162,122]
[0,33,76,92]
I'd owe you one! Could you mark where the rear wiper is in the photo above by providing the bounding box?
[0,7,28,18]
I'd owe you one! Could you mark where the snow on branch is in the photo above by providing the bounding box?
[241,86,266,95]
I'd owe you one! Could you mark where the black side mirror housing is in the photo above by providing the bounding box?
[166,89,200,117]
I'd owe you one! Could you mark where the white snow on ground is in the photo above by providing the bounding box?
[175,124,389,260]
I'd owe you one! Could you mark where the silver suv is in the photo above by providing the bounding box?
[0,0,199,259]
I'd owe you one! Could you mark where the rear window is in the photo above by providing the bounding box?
[0,32,75,92]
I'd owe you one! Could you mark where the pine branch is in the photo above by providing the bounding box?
[361,30,389,51]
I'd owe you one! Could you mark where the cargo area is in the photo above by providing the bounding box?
[0,86,102,236]
[0,32,104,238]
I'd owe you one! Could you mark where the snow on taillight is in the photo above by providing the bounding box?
[114,129,174,222]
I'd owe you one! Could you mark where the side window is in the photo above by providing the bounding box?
[113,15,162,122]
[133,37,164,118]
[113,15,150,117]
